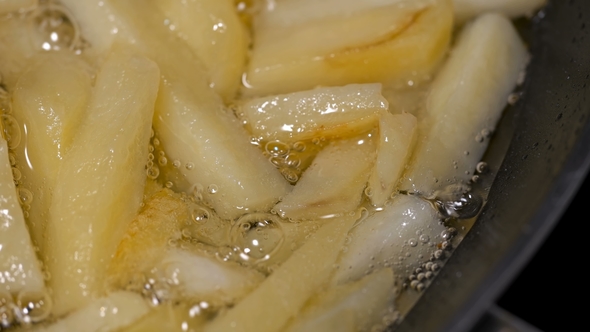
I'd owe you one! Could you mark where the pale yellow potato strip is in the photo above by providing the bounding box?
[399,13,528,196]
[453,0,546,24]
[275,136,376,221]
[286,268,395,332]
[0,138,45,295]
[332,194,444,284]
[153,249,265,307]
[256,0,422,28]
[45,49,160,316]
[107,189,191,290]
[154,0,248,101]
[120,303,206,332]
[286,309,356,332]
[204,213,359,332]
[368,112,417,207]
[243,0,453,97]
[237,83,387,142]
[11,53,92,252]
[34,291,149,332]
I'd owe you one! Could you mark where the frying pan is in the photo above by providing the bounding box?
[394,0,590,331]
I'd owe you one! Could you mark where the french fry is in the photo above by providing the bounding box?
[119,303,206,332]
[275,135,376,221]
[236,83,387,142]
[453,0,546,24]
[242,0,453,97]
[399,13,529,196]
[11,52,93,252]
[45,48,160,316]
[153,249,264,307]
[154,0,248,101]
[332,194,445,285]
[0,137,45,295]
[108,189,191,291]
[203,213,359,332]
[285,268,396,332]
[367,112,417,207]
[33,291,149,332]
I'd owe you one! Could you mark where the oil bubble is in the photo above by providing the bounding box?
[439,192,483,219]
[17,188,33,205]
[441,230,453,240]
[1,115,21,150]
[292,141,306,152]
[433,250,443,260]
[16,290,52,323]
[146,166,160,180]
[265,141,290,157]
[0,303,16,329]
[280,168,298,183]
[283,154,301,168]
[29,3,80,51]
[158,156,168,166]
[476,162,488,174]
[181,228,192,238]
[8,153,16,166]
[430,184,483,219]
[507,93,520,105]
[11,168,21,181]
[190,206,210,224]
[207,184,218,195]
[230,213,285,265]
[269,156,282,167]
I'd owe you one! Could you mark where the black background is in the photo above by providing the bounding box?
[497,172,590,331]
